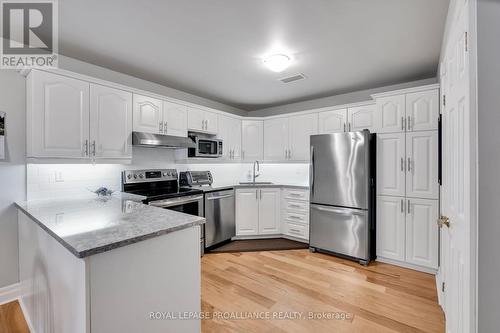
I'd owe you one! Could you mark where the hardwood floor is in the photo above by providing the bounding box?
[0,300,29,333]
[202,250,445,333]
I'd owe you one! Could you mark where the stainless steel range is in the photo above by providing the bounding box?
[122,169,205,255]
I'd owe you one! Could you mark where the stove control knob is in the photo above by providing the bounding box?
[163,172,167,177]
[139,174,144,179]
[127,174,132,179]
[133,174,138,179]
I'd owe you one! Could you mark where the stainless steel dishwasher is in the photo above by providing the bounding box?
[204,189,235,248]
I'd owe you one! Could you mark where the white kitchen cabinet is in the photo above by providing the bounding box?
[376,95,406,133]
[235,188,259,236]
[377,133,406,197]
[406,131,439,199]
[288,113,318,160]
[264,118,289,161]
[405,198,438,269]
[132,94,163,134]
[187,107,218,133]
[318,109,347,134]
[347,104,377,132]
[90,84,132,159]
[241,120,263,161]
[376,195,406,261]
[406,90,439,132]
[27,70,90,158]
[258,188,281,234]
[236,187,281,236]
[218,115,241,160]
[163,101,187,137]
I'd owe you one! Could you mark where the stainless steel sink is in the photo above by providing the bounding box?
[239,182,274,185]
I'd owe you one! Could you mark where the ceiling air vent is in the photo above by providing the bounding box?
[279,73,306,84]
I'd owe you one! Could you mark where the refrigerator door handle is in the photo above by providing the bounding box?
[310,146,315,194]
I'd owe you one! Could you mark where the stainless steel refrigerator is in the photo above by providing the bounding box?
[309,131,375,265]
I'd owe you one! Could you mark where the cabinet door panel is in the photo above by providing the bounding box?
[406,198,438,268]
[90,84,132,159]
[187,107,205,132]
[376,133,406,196]
[235,189,259,236]
[204,111,218,134]
[376,196,406,261]
[406,131,439,199]
[264,118,289,161]
[241,120,263,161]
[133,94,163,134]
[376,95,405,133]
[289,113,318,160]
[318,109,347,134]
[29,70,90,158]
[406,90,439,131]
[348,104,377,132]
[230,118,242,159]
[258,188,280,234]
[163,101,187,137]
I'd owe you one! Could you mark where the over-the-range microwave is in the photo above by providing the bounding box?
[188,135,223,158]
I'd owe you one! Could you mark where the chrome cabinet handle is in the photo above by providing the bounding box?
[83,140,89,156]
[255,190,258,200]
[92,140,96,156]
[348,123,351,131]
[408,157,411,172]
[407,116,411,131]
[242,151,245,160]
[289,149,292,159]
[290,204,301,208]
[289,228,301,233]
[284,148,287,159]
[289,215,301,220]
[401,117,404,131]
[343,123,346,132]
[310,146,315,195]
[407,199,411,214]
[401,199,404,213]
[163,121,167,133]
[159,121,163,133]
[401,157,404,172]
[260,189,262,199]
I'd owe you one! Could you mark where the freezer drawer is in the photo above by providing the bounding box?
[204,189,235,248]
[310,204,370,261]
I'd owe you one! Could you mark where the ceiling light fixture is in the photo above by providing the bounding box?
[263,54,291,72]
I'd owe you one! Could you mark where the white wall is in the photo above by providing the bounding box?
[0,70,26,288]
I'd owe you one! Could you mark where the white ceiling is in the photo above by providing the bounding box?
[58,0,449,111]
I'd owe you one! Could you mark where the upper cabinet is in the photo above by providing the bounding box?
[348,104,377,132]
[187,107,218,134]
[90,84,132,159]
[28,70,90,158]
[318,109,347,134]
[375,88,439,134]
[406,90,439,132]
[132,94,163,135]
[27,70,132,160]
[241,120,263,161]
[218,115,242,160]
[163,101,188,137]
[264,113,318,161]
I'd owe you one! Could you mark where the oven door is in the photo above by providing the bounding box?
[149,194,205,255]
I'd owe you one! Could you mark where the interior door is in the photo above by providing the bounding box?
[406,131,439,199]
[318,109,347,134]
[439,4,472,333]
[90,84,132,159]
[264,118,289,161]
[163,101,187,137]
[288,113,318,160]
[132,94,163,134]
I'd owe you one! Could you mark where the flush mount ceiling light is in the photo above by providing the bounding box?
[263,54,292,72]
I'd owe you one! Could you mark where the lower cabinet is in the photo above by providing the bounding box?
[235,187,280,236]
[376,195,438,270]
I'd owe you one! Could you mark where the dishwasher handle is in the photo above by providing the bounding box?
[206,194,234,201]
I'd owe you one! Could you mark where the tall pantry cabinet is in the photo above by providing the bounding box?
[374,87,440,271]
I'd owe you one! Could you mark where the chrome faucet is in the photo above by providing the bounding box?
[253,160,260,183]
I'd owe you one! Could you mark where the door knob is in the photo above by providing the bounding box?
[437,215,450,228]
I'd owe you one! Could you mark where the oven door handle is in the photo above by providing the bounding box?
[149,195,204,208]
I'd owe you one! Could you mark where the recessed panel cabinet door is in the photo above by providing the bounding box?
[235,189,259,236]
[406,90,439,132]
[28,70,90,158]
[217,115,232,159]
[163,101,187,137]
[289,113,318,160]
[90,84,132,159]
[318,109,347,134]
[187,107,205,132]
[376,195,406,261]
[376,95,406,133]
[376,133,406,197]
[132,94,163,134]
[264,118,289,161]
[348,104,377,132]
[230,118,242,159]
[405,198,438,269]
[258,188,281,234]
[241,120,263,161]
[406,131,439,199]
[204,111,218,134]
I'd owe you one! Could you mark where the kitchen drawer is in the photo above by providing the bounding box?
[282,188,309,201]
[282,211,309,225]
[283,221,309,240]
[282,199,309,213]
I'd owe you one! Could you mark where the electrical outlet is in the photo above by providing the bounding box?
[55,171,64,182]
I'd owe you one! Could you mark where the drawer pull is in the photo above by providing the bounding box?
[290,228,302,233]
[288,215,302,219]
[289,204,302,208]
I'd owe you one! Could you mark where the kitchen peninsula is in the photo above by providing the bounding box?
[15,193,204,333]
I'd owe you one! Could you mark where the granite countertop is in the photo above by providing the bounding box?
[16,193,205,259]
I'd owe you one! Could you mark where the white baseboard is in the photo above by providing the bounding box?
[376,257,438,274]
[0,282,20,305]
[281,234,309,244]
